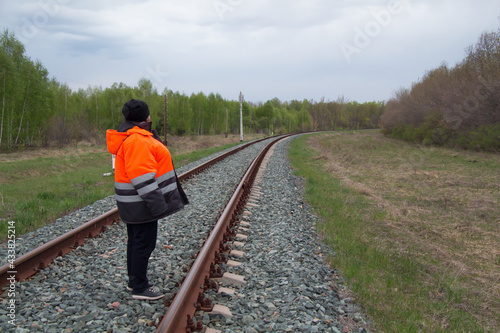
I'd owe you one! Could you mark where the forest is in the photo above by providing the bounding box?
[0,29,384,150]
[380,25,500,151]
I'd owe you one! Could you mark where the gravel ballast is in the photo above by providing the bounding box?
[1,135,371,333]
[200,136,372,333]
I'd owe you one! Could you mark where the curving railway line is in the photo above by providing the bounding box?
[0,133,371,333]
[0,136,272,291]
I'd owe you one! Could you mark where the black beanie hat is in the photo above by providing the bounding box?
[122,99,150,122]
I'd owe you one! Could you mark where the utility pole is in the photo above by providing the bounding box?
[225,107,228,138]
[239,91,244,142]
[163,92,168,145]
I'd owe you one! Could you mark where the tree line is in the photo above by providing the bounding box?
[0,29,384,150]
[380,23,500,151]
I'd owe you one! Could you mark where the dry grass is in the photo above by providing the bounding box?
[0,145,107,163]
[306,131,500,330]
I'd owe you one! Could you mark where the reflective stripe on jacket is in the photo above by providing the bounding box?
[106,126,186,223]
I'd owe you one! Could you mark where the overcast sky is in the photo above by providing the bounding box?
[1,0,499,103]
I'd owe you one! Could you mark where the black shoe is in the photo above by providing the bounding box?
[132,287,165,300]
[127,282,153,292]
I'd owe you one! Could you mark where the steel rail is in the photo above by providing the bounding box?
[0,136,273,290]
[0,209,119,289]
[176,136,270,182]
[156,135,291,333]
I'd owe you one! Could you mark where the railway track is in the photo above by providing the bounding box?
[1,133,371,333]
[156,135,291,332]
[0,136,271,290]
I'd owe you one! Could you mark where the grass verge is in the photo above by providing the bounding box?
[288,131,499,332]
[0,148,115,240]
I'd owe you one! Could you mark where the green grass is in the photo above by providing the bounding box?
[0,141,246,241]
[288,132,498,332]
[0,151,115,239]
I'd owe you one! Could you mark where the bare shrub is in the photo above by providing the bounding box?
[381,26,500,149]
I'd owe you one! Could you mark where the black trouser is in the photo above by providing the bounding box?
[126,220,158,293]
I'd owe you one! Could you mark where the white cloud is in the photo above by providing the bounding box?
[1,0,499,102]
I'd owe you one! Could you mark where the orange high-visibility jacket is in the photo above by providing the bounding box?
[106,126,186,224]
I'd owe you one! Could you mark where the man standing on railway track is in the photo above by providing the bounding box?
[106,99,188,301]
